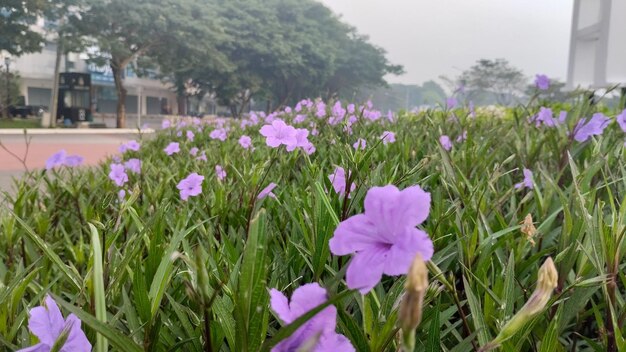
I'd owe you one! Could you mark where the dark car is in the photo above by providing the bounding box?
[8,105,45,118]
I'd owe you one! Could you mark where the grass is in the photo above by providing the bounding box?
[0,118,41,129]
[1,94,626,351]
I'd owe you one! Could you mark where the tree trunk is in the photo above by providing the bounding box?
[229,104,238,119]
[265,98,271,114]
[177,94,186,115]
[111,63,127,128]
[47,31,64,128]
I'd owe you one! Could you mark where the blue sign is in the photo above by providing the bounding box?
[87,63,114,84]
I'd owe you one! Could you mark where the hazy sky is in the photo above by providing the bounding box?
[319,0,574,86]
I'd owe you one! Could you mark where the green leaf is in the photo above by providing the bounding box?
[148,220,207,318]
[463,276,490,346]
[235,209,269,352]
[89,223,108,352]
[12,212,82,291]
[52,295,143,352]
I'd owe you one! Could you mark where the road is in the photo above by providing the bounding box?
[0,132,147,198]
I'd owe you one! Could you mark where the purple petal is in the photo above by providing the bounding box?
[317,333,356,352]
[270,289,292,324]
[60,314,91,352]
[383,228,434,276]
[16,343,49,352]
[329,214,379,256]
[346,246,387,294]
[28,295,65,346]
[395,185,431,226]
[288,283,330,320]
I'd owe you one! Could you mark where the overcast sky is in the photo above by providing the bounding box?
[318,0,574,86]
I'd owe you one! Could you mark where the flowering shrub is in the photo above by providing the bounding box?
[3,96,626,351]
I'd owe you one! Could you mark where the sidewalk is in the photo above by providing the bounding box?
[0,132,152,194]
[0,128,155,135]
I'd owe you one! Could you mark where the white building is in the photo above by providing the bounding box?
[567,0,626,89]
[11,19,177,117]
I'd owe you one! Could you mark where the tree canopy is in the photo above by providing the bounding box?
[443,58,527,106]
[1,0,57,56]
[5,0,402,124]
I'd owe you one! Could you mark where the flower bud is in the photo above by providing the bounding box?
[520,214,537,246]
[480,257,558,351]
[398,254,428,351]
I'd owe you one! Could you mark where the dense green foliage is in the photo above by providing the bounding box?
[62,0,401,126]
[2,95,626,351]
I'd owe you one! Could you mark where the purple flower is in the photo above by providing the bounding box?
[387,110,394,122]
[353,138,366,150]
[456,131,468,143]
[186,130,195,142]
[380,131,396,145]
[189,147,199,156]
[533,107,559,127]
[515,168,534,189]
[303,142,316,155]
[118,189,126,201]
[469,101,476,118]
[124,158,141,174]
[18,295,91,352]
[285,106,292,114]
[316,101,327,118]
[164,142,180,156]
[535,74,550,90]
[258,182,277,200]
[270,283,355,352]
[446,97,458,109]
[210,128,227,141]
[293,114,306,124]
[260,120,297,148]
[439,135,453,151]
[329,185,434,294]
[347,103,355,114]
[573,113,610,142]
[329,167,355,197]
[108,163,128,187]
[46,150,67,170]
[215,165,226,181]
[616,109,626,132]
[239,135,253,149]
[162,119,171,129]
[177,172,204,201]
[64,155,84,167]
[119,140,140,153]
[197,151,207,162]
[286,128,310,152]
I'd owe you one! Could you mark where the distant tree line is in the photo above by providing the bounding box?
[1,0,402,127]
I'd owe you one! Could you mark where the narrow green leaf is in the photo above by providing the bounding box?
[89,224,108,352]
[52,295,143,352]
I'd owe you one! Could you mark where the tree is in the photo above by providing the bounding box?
[325,31,403,100]
[0,0,48,56]
[452,58,527,106]
[0,71,22,117]
[71,0,224,127]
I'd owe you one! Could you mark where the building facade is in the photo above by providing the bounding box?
[11,19,177,117]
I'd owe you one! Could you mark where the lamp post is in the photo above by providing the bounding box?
[3,57,10,118]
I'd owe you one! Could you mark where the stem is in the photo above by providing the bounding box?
[203,308,214,352]
[452,281,480,351]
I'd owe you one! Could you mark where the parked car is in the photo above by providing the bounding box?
[8,105,46,118]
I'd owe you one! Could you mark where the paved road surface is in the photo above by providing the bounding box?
[0,133,145,198]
